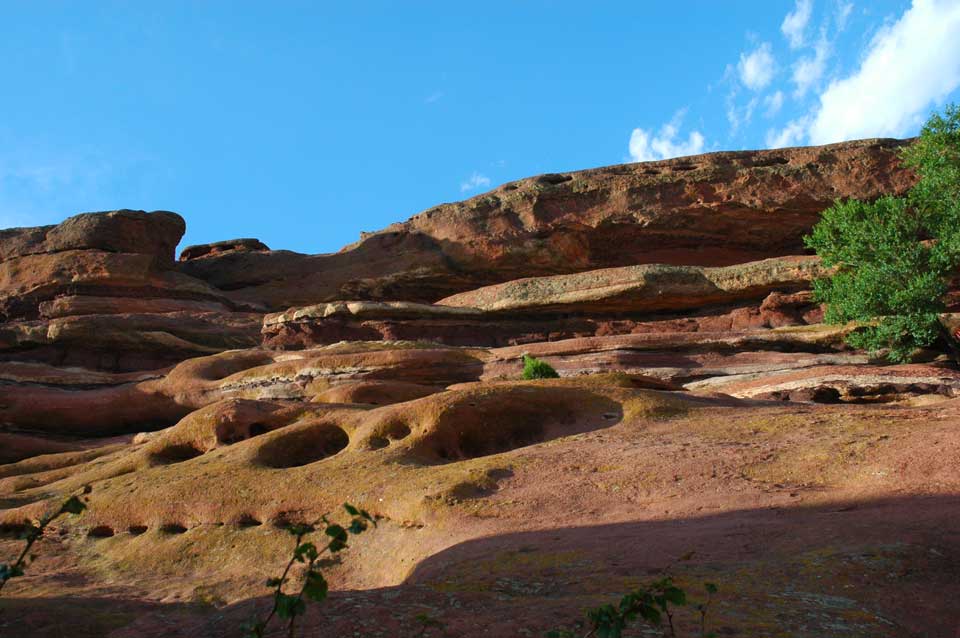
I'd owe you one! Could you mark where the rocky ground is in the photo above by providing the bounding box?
[1,139,958,637]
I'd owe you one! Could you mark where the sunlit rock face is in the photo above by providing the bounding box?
[178,138,914,309]
[4,139,960,638]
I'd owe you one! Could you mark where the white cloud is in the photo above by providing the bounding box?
[792,36,831,97]
[782,0,814,48]
[460,172,491,192]
[766,117,810,148]
[424,91,444,104]
[764,90,785,117]
[808,0,960,144]
[836,1,854,30]
[629,110,706,162]
[728,96,761,135]
[738,42,776,91]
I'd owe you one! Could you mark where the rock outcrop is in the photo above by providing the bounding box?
[6,138,960,638]
[181,139,913,309]
[0,210,262,371]
[262,256,825,349]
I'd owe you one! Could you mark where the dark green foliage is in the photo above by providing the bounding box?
[522,354,560,379]
[547,568,718,638]
[243,503,376,638]
[0,487,90,596]
[414,613,445,636]
[804,104,960,361]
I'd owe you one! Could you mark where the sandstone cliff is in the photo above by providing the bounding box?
[179,138,914,309]
[3,139,959,638]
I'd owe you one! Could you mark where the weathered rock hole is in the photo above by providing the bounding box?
[753,156,789,167]
[149,443,204,465]
[487,467,515,480]
[537,173,572,185]
[367,437,390,450]
[672,163,697,171]
[159,523,188,534]
[643,168,660,175]
[504,183,519,191]
[87,526,115,538]
[387,423,411,440]
[270,511,307,529]
[128,525,148,535]
[248,423,268,437]
[236,514,262,528]
[430,417,545,462]
[256,424,350,468]
[0,523,27,538]
[811,387,842,404]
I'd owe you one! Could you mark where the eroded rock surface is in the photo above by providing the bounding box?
[4,139,959,638]
[181,139,913,308]
[0,210,261,371]
[262,256,826,348]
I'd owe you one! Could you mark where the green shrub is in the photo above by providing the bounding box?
[548,572,718,638]
[805,104,960,362]
[522,354,560,379]
[243,503,376,638]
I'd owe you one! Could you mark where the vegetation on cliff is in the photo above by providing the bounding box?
[806,104,960,362]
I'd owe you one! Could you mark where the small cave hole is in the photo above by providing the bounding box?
[387,423,411,440]
[754,156,789,167]
[0,523,27,538]
[487,467,515,480]
[256,424,350,468]
[236,514,263,528]
[452,420,546,460]
[811,387,842,404]
[248,423,269,437]
[367,437,390,450]
[270,512,305,530]
[87,526,115,538]
[159,523,188,534]
[149,443,204,465]
[672,163,697,171]
[536,173,572,186]
[128,525,148,535]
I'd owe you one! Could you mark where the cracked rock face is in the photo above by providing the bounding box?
[3,139,960,638]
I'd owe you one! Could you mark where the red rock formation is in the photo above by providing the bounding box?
[0,210,262,371]
[180,139,914,308]
[178,238,270,261]
[261,256,826,349]
[7,139,960,638]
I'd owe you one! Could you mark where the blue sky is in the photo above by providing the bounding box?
[2,1,959,254]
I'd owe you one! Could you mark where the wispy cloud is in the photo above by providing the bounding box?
[791,34,831,98]
[0,143,117,229]
[766,116,811,148]
[835,1,854,31]
[424,91,445,104]
[629,110,706,162]
[807,0,960,144]
[764,90,785,117]
[782,0,814,48]
[460,172,491,193]
[738,42,776,91]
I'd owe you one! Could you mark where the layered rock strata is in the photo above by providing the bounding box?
[0,210,262,371]
[262,256,825,348]
[180,139,913,309]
